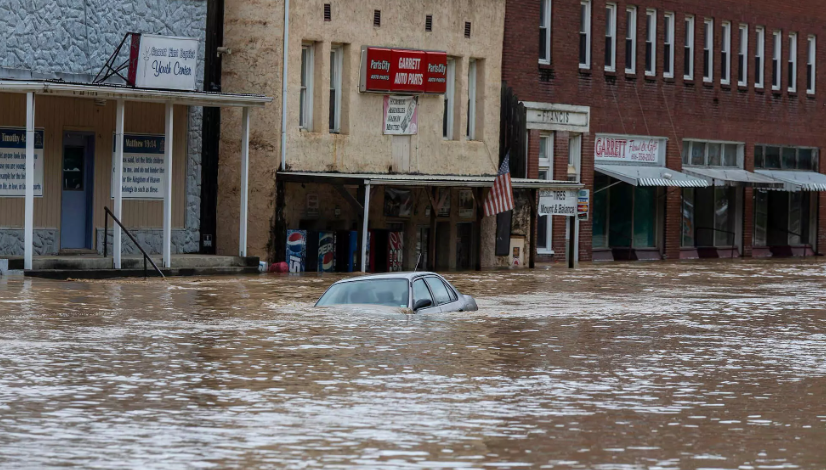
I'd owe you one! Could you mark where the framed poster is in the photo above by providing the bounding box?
[437,188,451,218]
[0,128,45,197]
[458,189,475,219]
[111,133,165,200]
[384,188,413,217]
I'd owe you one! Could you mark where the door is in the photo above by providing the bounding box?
[435,222,451,271]
[455,223,473,270]
[60,140,94,250]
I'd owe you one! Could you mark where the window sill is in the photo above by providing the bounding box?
[755,87,765,94]
[683,78,695,86]
[807,92,816,99]
[604,69,617,76]
[721,83,732,91]
[624,72,637,80]
[578,66,592,74]
[737,84,748,92]
[537,251,555,256]
[538,62,553,70]
[663,76,676,84]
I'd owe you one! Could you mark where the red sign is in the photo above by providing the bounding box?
[361,47,447,94]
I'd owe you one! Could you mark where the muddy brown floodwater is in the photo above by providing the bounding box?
[1,260,825,469]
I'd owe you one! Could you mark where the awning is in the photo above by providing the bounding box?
[755,170,826,191]
[277,171,583,190]
[595,165,708,187]
[682,167,785,189]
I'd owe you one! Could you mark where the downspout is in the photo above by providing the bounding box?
[280,0,290,171]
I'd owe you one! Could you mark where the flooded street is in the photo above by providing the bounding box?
[1,260,825,469]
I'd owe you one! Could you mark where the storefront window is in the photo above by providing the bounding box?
[789,191,802,245]
[755,144,819,171]
[708,143,722,166]
[684,140,742,167]
[592,173,610,248]
[691,142,706,165]
[764,146,782,169]
[633,187,657,247]
[713,187,735,246]
[782,147,797,169]
[681,188,695,247]
[754,146,764,169]
[754,190,768,247]
[798,148,814,170]
[609,182,633,248]
[682,140,690,164]
[723,144,738,166]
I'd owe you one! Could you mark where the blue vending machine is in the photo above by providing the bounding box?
[336,230,359,272]
[286,230,307,273]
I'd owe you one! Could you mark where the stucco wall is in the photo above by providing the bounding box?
[0,0,207,254]
[219,0,506,260]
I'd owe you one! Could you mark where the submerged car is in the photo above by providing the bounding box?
[315,272,478,313]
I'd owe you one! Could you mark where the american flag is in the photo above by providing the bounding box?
[484,152,514,217]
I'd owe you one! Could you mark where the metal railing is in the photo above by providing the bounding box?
[103,207,165,279]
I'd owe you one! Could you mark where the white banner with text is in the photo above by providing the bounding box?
[111,134,166,200]
[0,128,44,197]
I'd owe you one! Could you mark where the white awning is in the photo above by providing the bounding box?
[682,167,785,189]
[595,165,708,187]
[754,170,826,191]
[277,171,583,190]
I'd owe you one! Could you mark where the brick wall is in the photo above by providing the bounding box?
[505,0,826,260]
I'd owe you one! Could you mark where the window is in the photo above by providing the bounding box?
[579,1,592,69]
[663,12,674,77]
[721,21,731,85]
[808,35,816,94]
[703,19,713,82]
[772,31,782,90]
[299,44,314,130]
[625,6,637,73]
[443,58,456,139]
[538,134,554,254]
[373,10,381,27]
[323,4,331,21]
[682,140,742,167]
[540,0,552,64]
[738,24,748,86]
[754,144,818,171]
[424,277,451,305]
[684,16,695,79]
[467,59,477,140]
[605,3,617,71]
[789,33,798,92]
[412,279,434,307]
[755,26,765,88]
[465,22,472,38]
[644,10,656,76]
[329,46,342,133]
[425,14,433,32]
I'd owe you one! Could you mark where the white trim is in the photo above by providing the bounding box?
[300,43,314,130]
[537,133,554,254]
[703,18,714,83]
[24,92,34,270]
[113,99,125,269]
[443,58,456,140]
[788,32,798,93]
[329,45,343,133]
[539,0,552,64]
[738,24,748,87]
[467,59,477,140]
[721,21,731,85]
[162,102,174,268]
[239,107,250,258]
[579,0,592,69]
[663,12,674,77]
[605,3,617,72]
[625,6,637,74]
[684,15,695,80]
[772,30,782,91]
[755,26,765,89]
[808,35,816,95]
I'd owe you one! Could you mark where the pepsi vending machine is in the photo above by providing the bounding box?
[317,231,336,273]
[286,230,307,273]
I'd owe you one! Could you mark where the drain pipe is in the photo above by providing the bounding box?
[280,0,290,171]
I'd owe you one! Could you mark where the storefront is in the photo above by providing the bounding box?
[753,145,824,257]
[592,134,708,261]
[680,140,784,258]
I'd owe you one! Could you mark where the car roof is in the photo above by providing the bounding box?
[332,272,443,284]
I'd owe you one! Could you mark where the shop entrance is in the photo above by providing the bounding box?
[60,133,95,251]
[681,187,741,257]
[754,190,815,256]
[455,223,473,270]
[435,221,451,271]
[592,174,661,260]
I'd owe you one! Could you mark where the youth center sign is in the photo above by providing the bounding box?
[0,128,44,197]
[360,46,447,94]
[594,134,666,164]
[111,134,166,200]
[128,34,199,91]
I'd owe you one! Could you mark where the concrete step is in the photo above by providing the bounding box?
[5,255,260,274]
[24,266,261,280]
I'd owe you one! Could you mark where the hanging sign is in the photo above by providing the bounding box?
[360,46,448,94]
[538,189,578,216]
[128,34,199,91]
[594,134,665,164]
[383,95,419,135]
[577,189,590,221]
[0,128,45,197]
[111,134,166,200]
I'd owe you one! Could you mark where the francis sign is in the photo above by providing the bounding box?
[0,127,44,197]
[128,34,199,91]
[111,134,166,200]
[538,189,578,216]
[360,46,447,94]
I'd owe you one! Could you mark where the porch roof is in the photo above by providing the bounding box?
[0,79,272,107]
[682,167,786,189]
[595,165,708,188]
[754,170,826,192]
[277,171,583,190]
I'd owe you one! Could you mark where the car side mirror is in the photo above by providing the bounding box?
[413,298,433,311]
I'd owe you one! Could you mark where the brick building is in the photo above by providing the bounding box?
[503,0,826,263]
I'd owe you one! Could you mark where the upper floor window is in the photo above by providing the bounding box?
[467,59,478,140]
[682,140,741,168]
[645,9,656,76]
[579,1,592,69]
[684,15,695,79]
[625,6,637,73]
[754,145,818,171]
[703,19,714,82]
[788,33,798,93]
[772,30,782,90]
[300,44,315,130]
[663,12,675,78]
[738,24,748,87]
[721,21,731,85]
[540,0,552,64]
[605,3,617,71]
[807,35,816,95]
[755,26,765,89]
[537,134,554,253]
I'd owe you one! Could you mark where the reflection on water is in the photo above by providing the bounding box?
[1,260,825,469]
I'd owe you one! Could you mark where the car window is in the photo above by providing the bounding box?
[316,279,409,308]
[443,280,458,302]
[412,279,433,307]
[425,277,451,305]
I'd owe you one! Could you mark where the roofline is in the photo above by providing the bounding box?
[277,171,583,189]
[0,80,272,108]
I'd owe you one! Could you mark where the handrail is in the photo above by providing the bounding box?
[103,207,165,279]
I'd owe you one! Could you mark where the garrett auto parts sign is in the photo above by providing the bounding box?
[360,46,447,94]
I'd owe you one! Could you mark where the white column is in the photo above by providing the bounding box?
[361,181,371,272]
[239,107,250,257]
[113,99,125,269]
[23,92,35,271]
[162,102,174,268]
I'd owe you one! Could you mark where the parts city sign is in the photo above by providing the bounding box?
[360,46,448,94]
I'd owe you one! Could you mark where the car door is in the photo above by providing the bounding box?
[424,276,459,312]
[412,278,441,314]
[437,278,467,312]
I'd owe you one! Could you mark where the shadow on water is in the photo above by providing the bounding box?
[1,258,825,468]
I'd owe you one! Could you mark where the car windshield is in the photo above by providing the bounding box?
[316,279,410,308]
